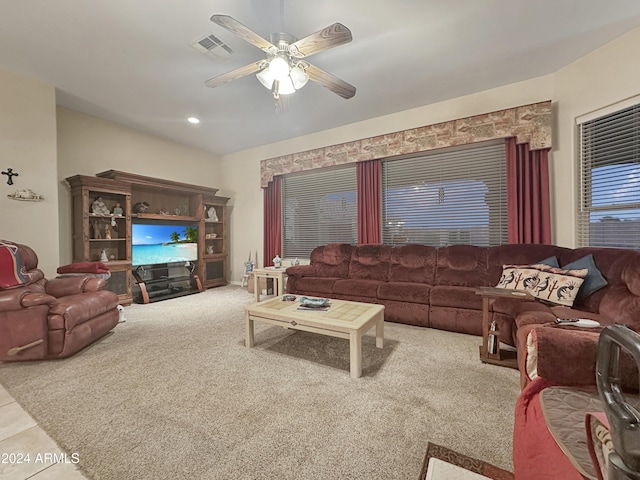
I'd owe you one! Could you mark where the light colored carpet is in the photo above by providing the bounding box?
[0,286,520,479]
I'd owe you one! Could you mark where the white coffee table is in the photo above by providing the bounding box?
[244,296,384,378]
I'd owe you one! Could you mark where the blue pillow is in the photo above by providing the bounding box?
[537,256,559,267]
[562,254,608,302]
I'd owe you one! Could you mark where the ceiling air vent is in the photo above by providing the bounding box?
[190,34,234,60]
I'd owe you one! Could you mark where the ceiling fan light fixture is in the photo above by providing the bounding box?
[276,76,295,95]
[290,65,309,89]
[256,67,275,89]
[269,56,290,81]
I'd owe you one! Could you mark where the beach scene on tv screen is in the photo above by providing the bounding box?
[132,223,197,265]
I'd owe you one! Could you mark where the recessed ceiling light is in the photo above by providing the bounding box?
[187,117,200,124]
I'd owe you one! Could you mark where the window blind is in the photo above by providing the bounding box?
[282,166,357,257]
[577,103,640,248]
[382,141,507,247]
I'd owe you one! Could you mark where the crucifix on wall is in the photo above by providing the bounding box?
[1,168,19,185]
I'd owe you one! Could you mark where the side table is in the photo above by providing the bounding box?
[252,267,287,302]
[475,286,533,369]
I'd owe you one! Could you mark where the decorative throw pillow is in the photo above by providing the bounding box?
[496,264,545,291]
[496,263,588,307]
[562,254,608,303]
[0,240,29,289]
[537,256,559,267]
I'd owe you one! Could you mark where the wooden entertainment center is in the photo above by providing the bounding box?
[66,170,229,305]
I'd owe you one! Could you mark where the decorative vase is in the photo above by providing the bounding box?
[273,254,281,268]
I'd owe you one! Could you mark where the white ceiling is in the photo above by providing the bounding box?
[2,1,640,157]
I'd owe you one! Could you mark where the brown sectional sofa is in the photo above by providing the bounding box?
[287,242,640,479]
[286,243,640,380]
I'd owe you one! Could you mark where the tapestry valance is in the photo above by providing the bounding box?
[260,100,552,187]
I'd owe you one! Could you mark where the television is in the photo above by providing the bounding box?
[132,222,198,266]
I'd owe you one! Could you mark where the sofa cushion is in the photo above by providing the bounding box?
[377,282,430,304]
[435,245,490,287]
[310,243,353,278]
[348,244,391,281]
[332,279,381,298]
[497,264,588,307]
[388,244,436,284]
[293,277,339,295]
[561,254,608,303]
[559,247,640,313]
[429,285,481,309]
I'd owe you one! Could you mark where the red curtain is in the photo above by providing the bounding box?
[263,176,281,267]
[506,137,552,244]
[357,160,381,244]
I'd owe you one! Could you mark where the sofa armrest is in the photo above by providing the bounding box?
[531,326,601,386]
[285,265,317,278]
[528,326,638,391]
[45,276,106,297]
[0,289,56,312]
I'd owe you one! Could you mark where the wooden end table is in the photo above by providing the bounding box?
[476,286,533,369]
[252,267,287,302]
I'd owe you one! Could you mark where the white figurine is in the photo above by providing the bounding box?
[112,202,123,216]
[206,206,219,222]
[91,196,110,215]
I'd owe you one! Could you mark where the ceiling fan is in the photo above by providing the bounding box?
[204,14,356,101]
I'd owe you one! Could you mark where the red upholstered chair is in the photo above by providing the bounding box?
[0,240,120,362]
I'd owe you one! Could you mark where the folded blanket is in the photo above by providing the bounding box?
[57,262,110,274]
[56,272,111,280]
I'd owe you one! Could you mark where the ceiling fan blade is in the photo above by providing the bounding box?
[210,14,277,54]
[305,64,356,99]
[205,61,263,88]
[289,23,352,58]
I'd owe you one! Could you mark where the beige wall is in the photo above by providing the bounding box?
[0,69,59,276]
[552,27,640,247]
[56,107,221,265]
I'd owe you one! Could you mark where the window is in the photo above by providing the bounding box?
[577,102,640,248]
[382,141,507,247]
[282,166,357,257]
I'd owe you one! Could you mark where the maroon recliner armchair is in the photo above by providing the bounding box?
[0,240,120,362]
